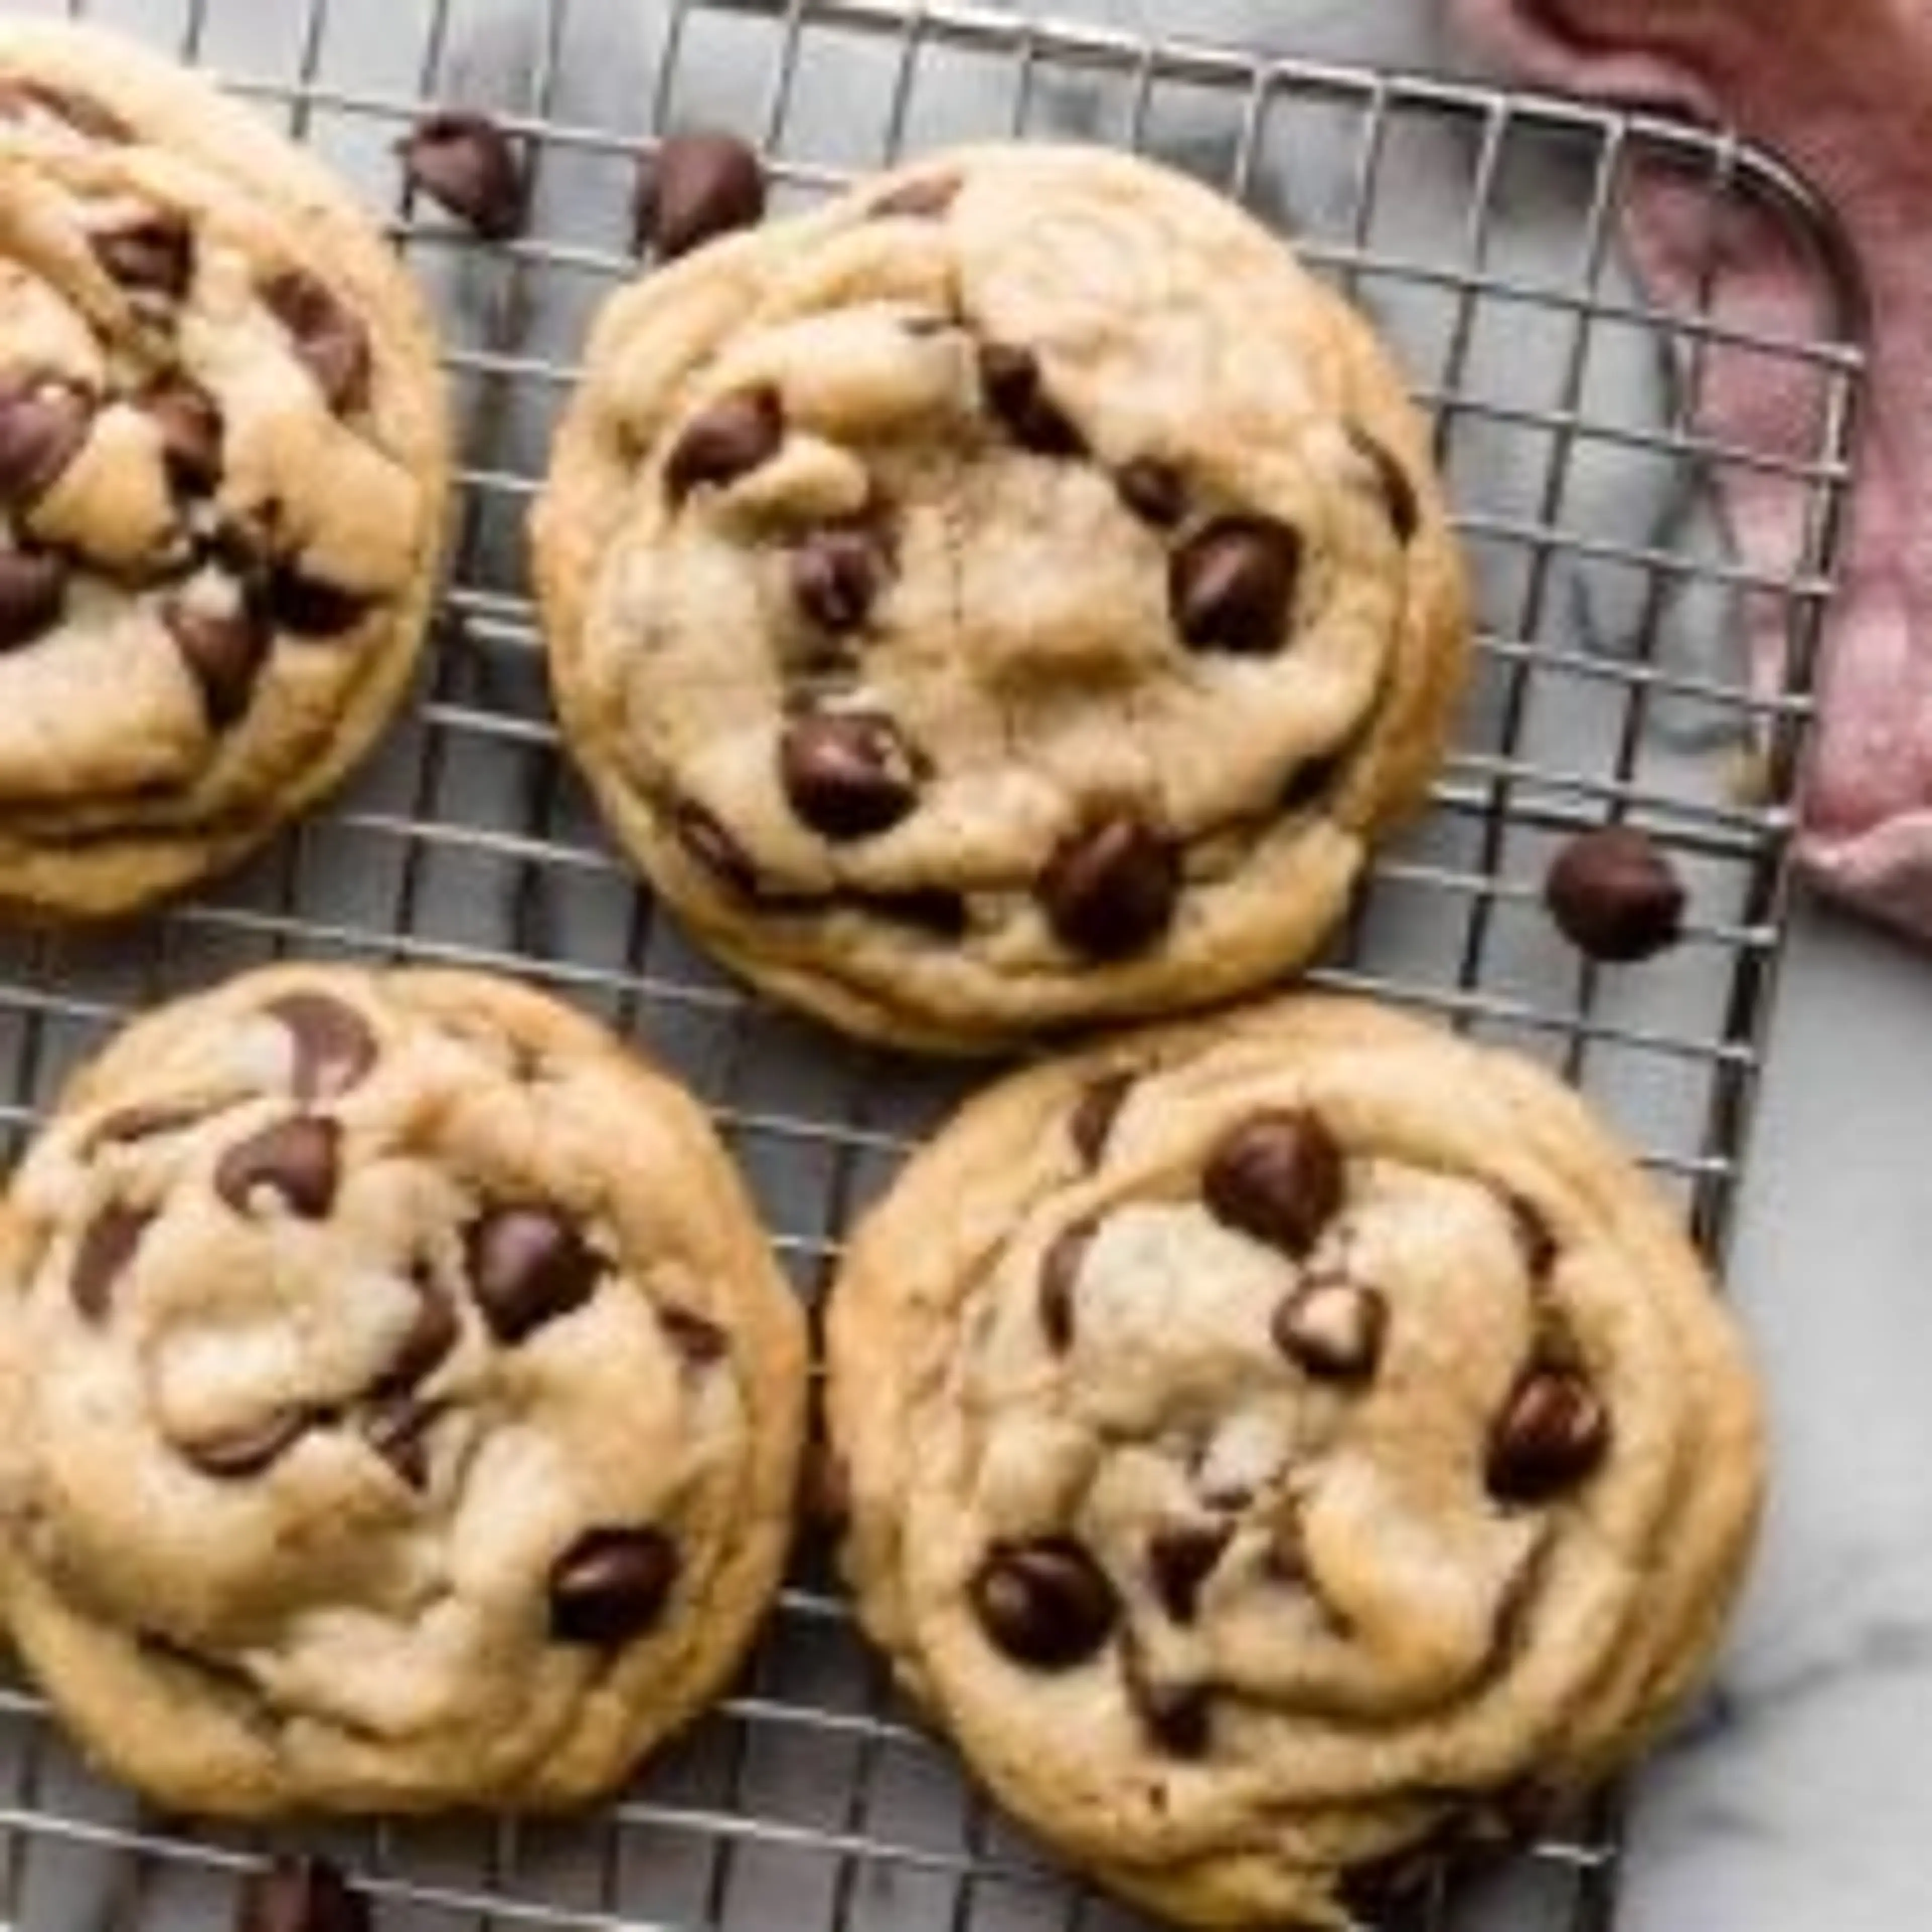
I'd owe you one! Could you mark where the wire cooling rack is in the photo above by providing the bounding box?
[0,0,1866,1927]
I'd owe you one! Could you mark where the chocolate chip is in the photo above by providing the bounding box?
[870,174,962,219]
[182,1407,311,1480]
[1039,812,1179,959]
[363,1394,434,1490]
[1131,1670,1212,1757]
[550,1526,679,1644]
[1171,515,1302,655]
[1343,423,1419,544]
[779,711,918,842]
[1116,457,1186,529]
[0,80,131,144]
[635,130,766,260]
[0,381,90,506]
[1544,826,1686,963]
[398,110,527,239]
[1070,1073,1133,1168]
[1280,750,1344,815]
[262,270,371,415]
[0,549,66,649]
[1038,1221,1094,1353]
[1148,1521,1232,1624]
[84,1102,205,1150]
[141,374,222,496]
[214,1117,341,1220]
[466,1205,601,1344]
[1509,1197,1558,1278]
[237,1856,370,1932]
[978,343,1084,457]
[70,1203,152,1320]
[972,1538,1118,1669]
[670,798,760,899]
[91,212,193,299]
[377,1271,460,1393]
[166,599,270,728]
[664,385,784,503]
[1273,1276,1386,1384]
[866,887,969,937]
[792,526,886,631]
[263,564,371,638]
[1203,1110,1345,1258]
[659,1303,728,1365]
[1486,1366,1609,1504]
[266,992,378,1101]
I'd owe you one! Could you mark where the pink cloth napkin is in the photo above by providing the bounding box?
[1453,0,1932,941]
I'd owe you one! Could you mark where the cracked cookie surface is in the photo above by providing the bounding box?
[826,998,1762,1927]
[0,964,806,1815]
[533,145,1467,1052]
[0,21,447,919]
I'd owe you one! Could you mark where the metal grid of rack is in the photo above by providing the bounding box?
[0,0,1865,1927]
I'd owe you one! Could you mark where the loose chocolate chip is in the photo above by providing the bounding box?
[659,1303,729,1366]
[214,1117,341,1220]
[262,270,371,415]
[1203,1110,1345,1258]
[466,1205,602,1344]
[70,1203,152,1320]
[871,174,962,219]
[1486,1366,1610,1504]
[791,526,886,631]
[550,1525,680,1644]
[1038,1221,1095,1353]
[1132,1673,1212,1757]
[1171,515,1302,655]
[0,80,131,144]
[779,711,918,842]
[1070,1073,1133,1168]
[866,887,969,937]
[182,1407,311,1479]
[1343,423,1419,544]
[1039,812,1179,959]
[92,212,193,300]
[1115,457,1186,529]
[978,343,1085,457]
[664,385,784,503]
[141,374,222,496]
[262,564,371,638]
[377,1271,461,1393]
[1273,1276,1386,1384]
[670,798,760,900]
[1148,1521,1233,1624]
[1509,1197,1558,1278]
[266,991,378,1101]
[166,599,270,728]
[0,381,90,506]
[1544,825,1686,963]
[972,1537,1118,1669]
[398,109,527,239]
[363,1394,434,1490]
[635,129,766,260]
[0,549,66,649]
[236,1855,370,1932]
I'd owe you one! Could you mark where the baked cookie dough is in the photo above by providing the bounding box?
[0,964,806,1815]
[0,21,448,919]
[826,998,1762,1926]
[533,144,1468,1052]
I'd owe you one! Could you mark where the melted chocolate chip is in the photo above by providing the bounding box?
[377,1271,461,1393]
[165,599,270,728]
[550,1526,680,1643]
[1273,1276,1386,1384]
[263,564,371,638]
[1544,826,1686,963]
[0,549,66,649]
[1280,750,1345,815]
[1131,1671,1212,1758]
[237,1854,371,1932]
[1038,1221,1095,1353]
[1486,1366,1610,1504]
[1148,1521,1233,1624]
[363,1394,434,1490]
[978,343,1085,457]
[85,1102,206,1150]
[1039,812,1179,959]
[261,270,371,415]
[670,798,761,899]
[664,385,784,502]
[215,1117,341,1220]
[867,887,969,937]
[266,991,378,1101]
[398,110,527,239]
[181,1407,311,1480]
[972,1538,1118,1669]
[141,374,222,496]
[635,130,766,260]
[871,174,962,219]
[70,1203,152,1320]
[92,212,193,299]
[1509,1197,1558,1278]
[779,711,918,841]
[1115,457,1186,529]
[659,1304,729,1365]
[1171,515,1302,655]
[0,381,90,507]
[466,1205,602,1344]
[1070,1073,1133,1168]
[792,526,886,631]
[1203,1110,1345,1258]
[1343,423,1419,543]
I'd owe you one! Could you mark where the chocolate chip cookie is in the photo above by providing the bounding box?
[532,145,1468,1052]
[0,964,806,1814]
[826,998,1762,1926]
[0,22,448,919]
